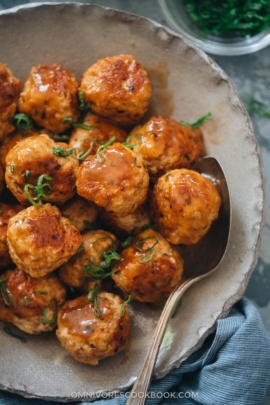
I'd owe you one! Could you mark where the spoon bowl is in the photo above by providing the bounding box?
[127,156,231,405]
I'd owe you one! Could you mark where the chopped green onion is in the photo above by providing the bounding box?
[93,236,116,253]
[241,93,270,118]
[35,291,48,295]
[75,243,84,258]
[53,134,70,142]
[78,89,85,111]
[138,250,156,264]
[62,117,99,131]
[0,278,12,307]
[43,298,58,325]
[123,133,142,149]
[136,236,158,252]
[3,326,27,343]
[120,294,133,316]
[23,296,29,306]
[10,164,14,174]
[122,236,133,249]
[172,298,183,318]
[22,170,30,180]
[87,283,100,317]
[180,112,212,128]
[141,223,158,232]
[24,174,52,206]
[97,136,116,163]
[76,137,94,161]
[14,113,33,136]
[52,146,74,158]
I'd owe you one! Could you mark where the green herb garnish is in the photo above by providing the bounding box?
[83,242,121,281]
[184,0,270,37]
[53,134,70,142]
[62,117,99,131]
[24,174,53,206]
[52,146,74,158]
[138,250,156,264]
[35,291,48,295]
[23,296,29,307]
[242,93,270,118]
[3,327,27,343]
[141,223,158,232]
[75,243,84,258]
[136,236,158,252]
[93,236,116,253]
[43,298,58,325]
[76,137,94,161]
[78,90,85,111]
[22,170,30,180]
[87,283,100,317]
[180,112,212,128]
[123,133,142,149]
[0,278,12,307]
[14,113,33,136]
[10,164,14,174]
[120,294,133,316]
[97,136,116,163]
[122,236,133,249]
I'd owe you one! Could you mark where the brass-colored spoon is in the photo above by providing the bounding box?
[126,156,231,405]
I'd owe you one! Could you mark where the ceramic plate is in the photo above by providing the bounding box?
[0,2,264,401]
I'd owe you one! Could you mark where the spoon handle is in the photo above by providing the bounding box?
[126,278,195,405]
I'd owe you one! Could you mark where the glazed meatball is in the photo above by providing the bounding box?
[80,55,152,126]
[69,112,127,156]
[76,143,149,217]
[99,203,150,236]
[151,169,222,245]
[0,203,22,270]
[0,128,52,167]
[56,292,130,365]
[59,229,118,288]
[128,116,205,177]
[18,64,79,133]
[5,134,79,205]
[0,64,21,141]
[0,268,66,334]
[61,196,98,232]
[7,204,82,278]
[112,229,184,303]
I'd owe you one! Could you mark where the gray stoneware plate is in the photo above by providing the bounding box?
[0,2,264,402]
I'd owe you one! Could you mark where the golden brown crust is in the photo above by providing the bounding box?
[151,169,222,245]
[7,204,82,277]
[69,113,127,155]
[80,55,152,126]
[5,134,79,205]
[0,268,66,333]
[18,64,79,133]
[128,116,205,176]
[0,64,21,141]
[112,229,184,303]
[0,203,23,270]
[76,143,149,217]
[56,292,130,365]
[61,196,98,232]
[59,229,117,288]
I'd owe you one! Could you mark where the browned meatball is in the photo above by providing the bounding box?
[0,128,53,167]
[56,292,130,365]
[0,268,66,334]
[0,203,23,271]
[151,169,222,245]
[5,134,79,205]
[76,143,149,217]
[7,204,82,278]
[0,64,21,142]
[18,64,79,133]
[80,55,152,126]
[99,203,150,236]
[61,196,98,233]
[69,112,127,156]
[128,117,205,177]
[59,229,118,288]
[112,229,184,303]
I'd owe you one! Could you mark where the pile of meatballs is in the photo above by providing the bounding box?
[0,55,221,365]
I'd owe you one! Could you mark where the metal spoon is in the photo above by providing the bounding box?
[126,156,231,405]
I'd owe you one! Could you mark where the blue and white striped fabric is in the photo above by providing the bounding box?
[1,298,270,405]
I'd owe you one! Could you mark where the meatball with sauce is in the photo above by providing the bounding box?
[5,134,79,206]
[76,143,149,217]
[18,64,79,133]
[112,229,184,303]
[0,203,23,271]
[99,203,150,237]
[7,204,82,278]
[151,169,222,245]
[128,116,205,177]
[69,112,127,156]
[61,196,98,233]
[0,268,66,334]
[59,229,118,288]
[56,292,130,365]
[80,55,152,126]
[0,64,21,142]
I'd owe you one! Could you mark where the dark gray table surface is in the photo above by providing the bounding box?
[0,1,269,404]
